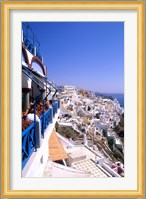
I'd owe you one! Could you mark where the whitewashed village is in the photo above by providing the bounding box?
[22,23,124,178]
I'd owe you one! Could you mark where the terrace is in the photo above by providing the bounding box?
[22,22,42,61]
[22,100,60,170]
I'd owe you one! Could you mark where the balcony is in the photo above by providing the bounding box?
[22,22,42,61]
[22,123,35,169]
[22,100,60,170]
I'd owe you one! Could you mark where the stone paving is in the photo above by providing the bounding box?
[72,158,108,177]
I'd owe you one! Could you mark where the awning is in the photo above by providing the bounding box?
[49,130,68,161]
[22,65,58,98]
[22,65,45,92]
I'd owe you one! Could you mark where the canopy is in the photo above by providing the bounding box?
[49,130,68,161]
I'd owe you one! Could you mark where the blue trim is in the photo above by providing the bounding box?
[58,100,60,109]
[52,101,58,116]
[22,123,35,169]
[22,22,41,59]
[40,108,52,137]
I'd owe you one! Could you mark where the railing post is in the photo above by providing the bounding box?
[42,98,45,138]
[50,108,53,123]
[34,101,37,151]
[33,92,44,149]
[58,100,60,109]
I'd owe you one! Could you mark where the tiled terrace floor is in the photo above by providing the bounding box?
[72,158,109,177]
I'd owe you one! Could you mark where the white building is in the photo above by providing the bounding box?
[22,23,62,177]
[63,85,76,95]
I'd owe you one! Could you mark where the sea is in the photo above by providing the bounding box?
[103,93,124,108]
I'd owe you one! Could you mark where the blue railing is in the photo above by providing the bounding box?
[22,100,60,169]
[23,33,42,61]
[40,108,52,137]
[52,101,58,116]
[22,22,42,60]
[22,123,35,169]
[23,34,34,54]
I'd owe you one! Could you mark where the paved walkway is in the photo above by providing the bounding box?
[68,146,110,177]
[72,158,108,177]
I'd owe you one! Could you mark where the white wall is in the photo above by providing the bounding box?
[22,72,32,88]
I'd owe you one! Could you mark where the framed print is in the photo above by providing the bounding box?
[1,1,145,198]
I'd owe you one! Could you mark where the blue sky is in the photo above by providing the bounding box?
[26,22,124,94]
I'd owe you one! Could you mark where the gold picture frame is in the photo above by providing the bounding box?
[1,1,145,198]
